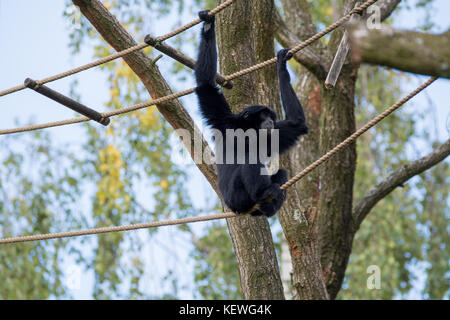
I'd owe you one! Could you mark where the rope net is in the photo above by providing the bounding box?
[0,0,377,136]
[0,0,234,98]
[0,0,436,244]
[0,76,437,244]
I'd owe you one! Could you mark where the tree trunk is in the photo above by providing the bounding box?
[216,0,284,300]
[317,76,357,299]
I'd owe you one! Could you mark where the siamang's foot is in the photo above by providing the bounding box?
[250,209,264,217]
[261,184,282,201]
[258,183,287,217]
[198,10,214,23]
[277,48,293,63]
[257,201,277,217]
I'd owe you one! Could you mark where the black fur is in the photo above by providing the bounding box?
[195,11,308,217]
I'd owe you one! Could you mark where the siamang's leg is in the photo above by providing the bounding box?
[241,164,272,203]
[271,168,288,185]
[237,164,272,216]
[195,11,217,87]
[252,170,284,217]
[257,200,277,217]
[222,168,255,214]
[256,169,288,217]
[270,169,287,212]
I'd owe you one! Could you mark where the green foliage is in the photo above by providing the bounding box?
[191,223,242,299]
[417,157,449,299]
[63,0,200,299]
[337,66,449,299]
[0,132,82,298]
[400,0,437,31]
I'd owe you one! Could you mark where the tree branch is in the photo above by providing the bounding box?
[273,9,330,81]
[72,0,218,193]
[353,139,450,230]
[349,24,450,79]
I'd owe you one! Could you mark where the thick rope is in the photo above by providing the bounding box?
[280,76,438,190]
[0,212,236,244]
[0,76,437,244]
[0,0,378,136]
[0,0,234,98]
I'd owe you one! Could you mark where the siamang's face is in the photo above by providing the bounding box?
[241,106,277,130]
[259,111,275,130]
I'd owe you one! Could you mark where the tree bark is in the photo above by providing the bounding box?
[260,0,330,300]
[216,0,285,300]
[349,24,450,79]
[317,76,357,299]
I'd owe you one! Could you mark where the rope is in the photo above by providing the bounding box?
[0,76,437,244]
[0,0,378,136]
[0,0,234,98]
[0,88,196,135]
[0,212,236,244]
[280,76,438,190]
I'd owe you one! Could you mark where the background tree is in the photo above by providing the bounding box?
[0,0,448,299]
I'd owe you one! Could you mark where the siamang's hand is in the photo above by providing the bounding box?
[277,48,292,79]
[277,48,293,64]
[198,10,215,23]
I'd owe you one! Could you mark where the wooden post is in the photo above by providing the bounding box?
[24,78,110,126]
[325,2,363,88]
[144,34,233,89]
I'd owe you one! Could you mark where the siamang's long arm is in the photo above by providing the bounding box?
[275,49,309,154]
[195,11,217,87]
[195,11,233,129]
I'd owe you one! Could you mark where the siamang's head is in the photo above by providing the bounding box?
[239,105,277,130]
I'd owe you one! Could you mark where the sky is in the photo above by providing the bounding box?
[0,0,449,299]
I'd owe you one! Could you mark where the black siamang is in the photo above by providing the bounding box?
[195,11,308,217]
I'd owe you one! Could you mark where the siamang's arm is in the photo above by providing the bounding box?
[195,10,233,129]
[275,49,309,154]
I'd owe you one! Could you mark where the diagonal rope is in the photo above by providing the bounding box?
[280,76,438,190]
[0,0,234,98]
[0,0,378,136]
[0,76,437,244]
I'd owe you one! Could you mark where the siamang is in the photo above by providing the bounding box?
[195,10,308,217]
